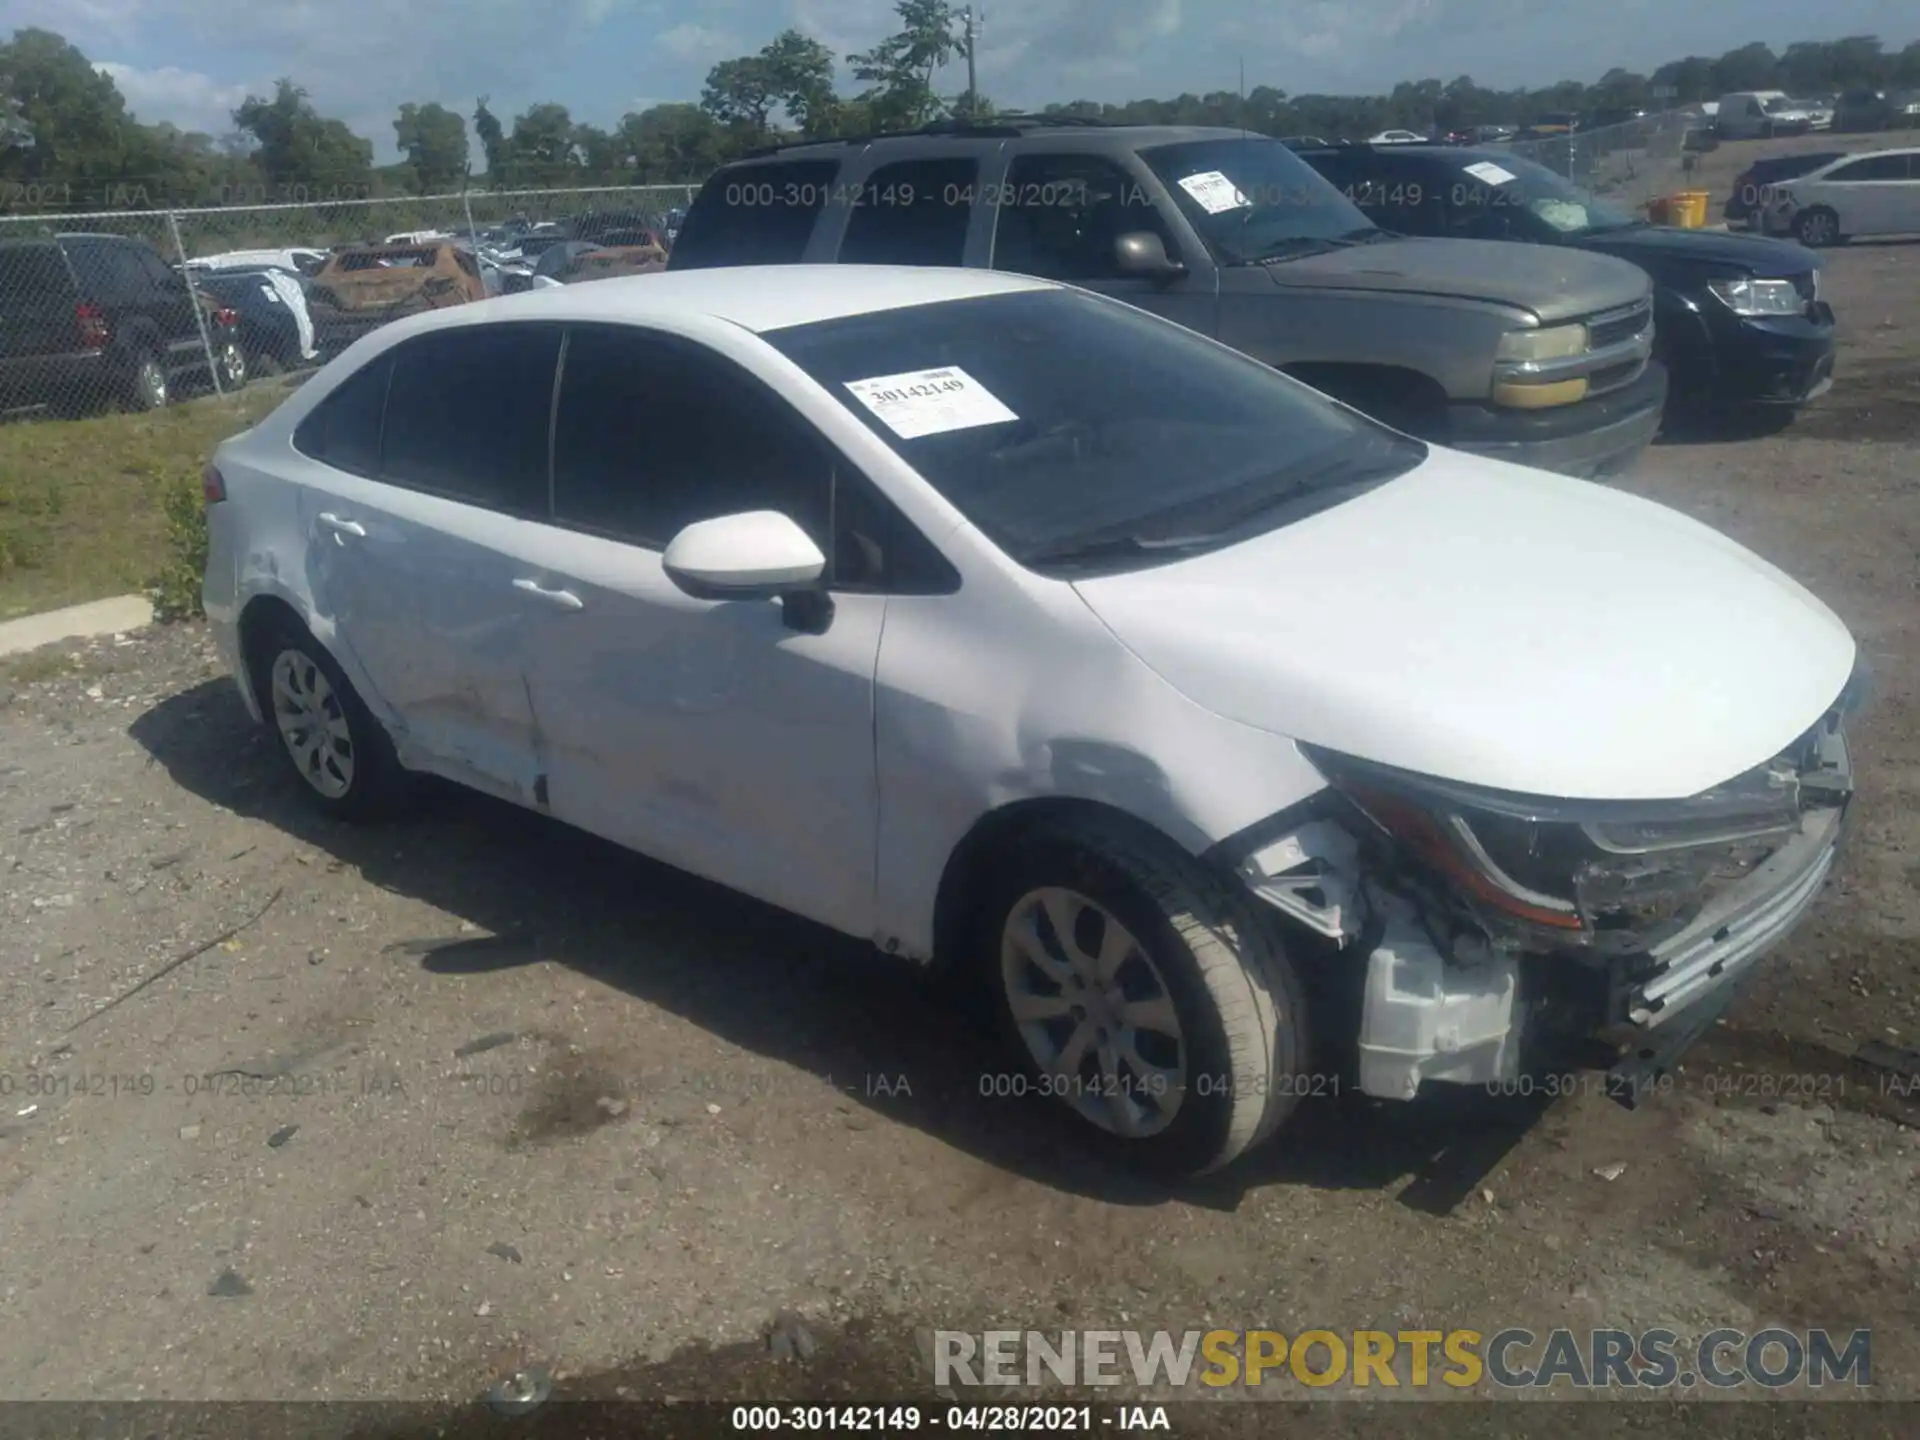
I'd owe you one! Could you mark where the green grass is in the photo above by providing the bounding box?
[0,385,286,621]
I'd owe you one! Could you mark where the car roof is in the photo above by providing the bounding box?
[730,122,1290,163]
[396,264,1053,335]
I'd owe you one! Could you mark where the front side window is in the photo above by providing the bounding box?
[991,153,1173,281]
[1137,137,1378,265]
[763,287,1424,575]
[839,157,979,266]
[670,159,840,269]
[379,324,561,514]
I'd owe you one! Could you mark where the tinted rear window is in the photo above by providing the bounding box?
[669,160,839,268]
[0,245,72,302]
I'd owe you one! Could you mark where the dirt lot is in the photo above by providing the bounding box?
[1,228,1918,1437]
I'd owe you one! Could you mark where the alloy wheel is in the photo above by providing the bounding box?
[270,649,355,798]
[999,886,1186,1138]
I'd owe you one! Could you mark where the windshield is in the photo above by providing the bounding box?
[1764,98,1801,113]
[1452,152,1636,235]
[762,288,1424,575]
[1137,137,1378,264]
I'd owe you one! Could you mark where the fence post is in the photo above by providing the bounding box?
[167,207,225,397]
[462,186,478,249]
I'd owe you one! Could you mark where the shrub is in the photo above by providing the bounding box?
[147,468,208,622]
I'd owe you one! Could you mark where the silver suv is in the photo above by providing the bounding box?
[669,118,1667,479]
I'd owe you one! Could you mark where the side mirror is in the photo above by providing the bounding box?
[663,510,831,629]
[1112,230,1187,281]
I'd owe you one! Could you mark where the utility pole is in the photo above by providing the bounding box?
[962,6,980,117]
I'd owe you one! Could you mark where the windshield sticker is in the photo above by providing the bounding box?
[1177,170,1251,214]
[1463,161,1518,186]
[843,366,1018,440]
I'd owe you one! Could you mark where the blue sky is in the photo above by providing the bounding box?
[14,0,1917,161]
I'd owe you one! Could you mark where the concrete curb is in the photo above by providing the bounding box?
[0,595,156,658]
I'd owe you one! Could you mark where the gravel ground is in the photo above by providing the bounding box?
[0,237,1916,1436]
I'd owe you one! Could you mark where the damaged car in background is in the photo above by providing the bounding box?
[201,266,1863,1177]
[305,240,489,358]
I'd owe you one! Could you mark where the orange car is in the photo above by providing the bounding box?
[308,242,489,355]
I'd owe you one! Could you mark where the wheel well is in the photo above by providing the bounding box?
[1280,363,1449,429]
[929,796,1199,976]
[237,594,309,692]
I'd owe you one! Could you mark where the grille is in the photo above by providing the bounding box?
[1587,300,1652,351]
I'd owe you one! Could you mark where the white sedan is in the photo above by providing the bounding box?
[1762,147,1920,246]
[1367,129,1427,144]
[202,266,1861,1174]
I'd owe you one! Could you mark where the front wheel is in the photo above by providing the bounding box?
[980,818,1310,1176]
[1793,207,1842,248]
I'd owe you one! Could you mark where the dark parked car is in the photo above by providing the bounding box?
[1724,151,1849,227]
[1298,143,1836,418]
[1833,89,1920,132]
[185,267,315,375]
[0,231,244,416]
[1587,107,1648,130]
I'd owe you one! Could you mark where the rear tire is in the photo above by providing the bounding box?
[248,619,408,821]
[978,816,1310,1177]
[121,350,167,412]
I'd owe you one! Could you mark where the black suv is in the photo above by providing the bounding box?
[670,118,1665,479]
[1297,142,1837,416]
[0,231,246,416]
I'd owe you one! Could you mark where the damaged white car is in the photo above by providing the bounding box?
[202,266,1864,1176]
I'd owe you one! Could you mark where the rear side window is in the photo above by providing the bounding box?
[669,160,839,268]
[379,324,562,514]
[1827,155,1913,181]
[292,352,392,477]
[839,158,979,266]
[0,245,73,303]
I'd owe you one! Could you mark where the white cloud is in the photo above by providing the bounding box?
[94,60,251,135]
[655,23,743,61]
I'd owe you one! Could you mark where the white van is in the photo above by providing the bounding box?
[1716,92,1813,140]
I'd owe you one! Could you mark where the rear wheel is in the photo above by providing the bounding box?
[979,817,1309,1176]
[216,338,247,390]
[248,619,407,820]
[122,350,167,412]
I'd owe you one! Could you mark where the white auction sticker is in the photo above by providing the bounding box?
[1177,170,1251,214]
[1462,160,1518,186]
[843,366,1018,439]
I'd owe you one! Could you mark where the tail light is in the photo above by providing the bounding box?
[202,463,227,505]
[214,307,239,327]
[75,302,109,350]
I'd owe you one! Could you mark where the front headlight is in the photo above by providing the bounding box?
[1708,277,1803,316]
[1495,323,1590,362]
[1303,747,1806,946]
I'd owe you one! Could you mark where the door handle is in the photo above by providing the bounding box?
[317,513,366,538]
[512,577,585,611]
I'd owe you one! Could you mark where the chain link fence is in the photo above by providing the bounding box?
[0,183,698,422]
[1504,108,1711,215]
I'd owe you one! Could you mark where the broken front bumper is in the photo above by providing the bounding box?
[1349,723,1853,1103]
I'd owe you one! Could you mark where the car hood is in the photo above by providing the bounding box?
[1070,447,1855,801]
[1265,237,1647,323]
[1571,224,1818,278]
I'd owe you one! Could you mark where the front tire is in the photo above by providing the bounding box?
[122,350,167,412]
[249,620,407,820]
[980,818,1310,1176]
[1793,207,1842,248]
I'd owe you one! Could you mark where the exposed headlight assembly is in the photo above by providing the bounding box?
[1495,322,1589,363]
[1302,746,1808,948]
[1708,276,1803,316]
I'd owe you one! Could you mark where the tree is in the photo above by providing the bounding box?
[701,55,779,139]
[232,79,372,187]
[1711,42,1780,93]
[849,0,963,130]
[473,95,508,181]
[615,102,725,181]
[508,102,578,183]
[760,29,839,135]
[393,101,466,193]
[573,122,620,181]
[0,28,138,180]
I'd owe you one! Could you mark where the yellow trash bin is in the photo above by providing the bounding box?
[1678,190,1711,228]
